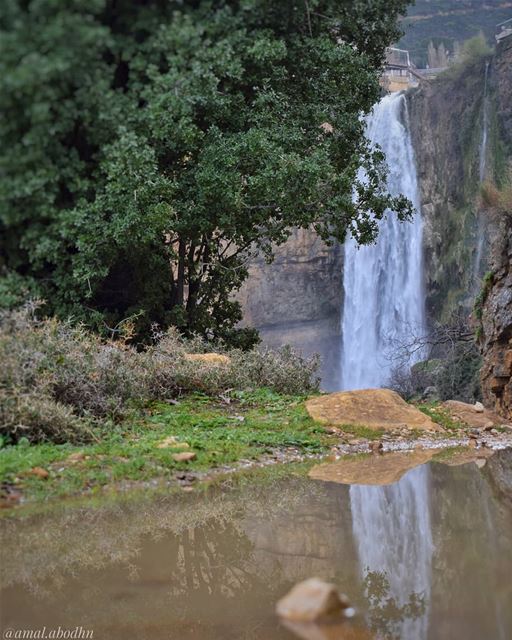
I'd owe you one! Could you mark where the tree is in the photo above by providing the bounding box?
[0,0,412,345]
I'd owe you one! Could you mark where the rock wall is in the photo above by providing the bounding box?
[479,36,512,419]
[407,57,492,321]
[239,229,343,389]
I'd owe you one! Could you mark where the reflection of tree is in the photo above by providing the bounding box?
[363,570,426,640]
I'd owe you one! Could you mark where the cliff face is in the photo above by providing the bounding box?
[479,36,512,418]
[239,229,343,389]
[480,217,512,416]
[407,57,492,321]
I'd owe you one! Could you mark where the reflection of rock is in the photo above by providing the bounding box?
[442,400,511,428]
[276,578,350,622]
[282,619,373,640]
[305,389,439,431]
[309,450,435,486]
[432,447,494,467]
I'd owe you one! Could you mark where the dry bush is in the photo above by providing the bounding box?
[0,305,319,443]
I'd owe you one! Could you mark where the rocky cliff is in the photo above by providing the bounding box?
[479,36,512,418]
[407,56,496,321]
[239,229,343,389]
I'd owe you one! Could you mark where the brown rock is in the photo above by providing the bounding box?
[276,578,349,622]
[28,467,49,479]
[184,353,230,365]
[67,452,86,463]
[172,452,196,462]
[309,450,435,486]
[442,400,511,428]
[305,389,439,432]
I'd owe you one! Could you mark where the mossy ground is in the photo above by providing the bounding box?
[0,389,335,503]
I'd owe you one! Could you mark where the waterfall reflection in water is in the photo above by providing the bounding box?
[350,464,433,640]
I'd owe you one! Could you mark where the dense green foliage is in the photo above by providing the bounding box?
[1,0,411,343]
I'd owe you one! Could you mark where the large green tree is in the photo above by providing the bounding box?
[0,0,411,345]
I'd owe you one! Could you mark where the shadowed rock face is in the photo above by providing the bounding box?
[239,228,343,389]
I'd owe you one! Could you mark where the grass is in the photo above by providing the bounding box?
[417,402,466,431]
[0,389,333,503]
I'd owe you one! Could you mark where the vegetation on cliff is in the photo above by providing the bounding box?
[1,0,411,346]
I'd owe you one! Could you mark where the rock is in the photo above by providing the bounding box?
[370,441,383,454]
[309,450,435,486]
[184,353,230,365]
[157,435,177,446]
[442,400,511,429]
[27,467,49,479]
[66,452,86,463]
[276,578,350,622]
[171,451,196,462]
[474,402,485,413]
[157,436,189,449]
[305,389,439,432]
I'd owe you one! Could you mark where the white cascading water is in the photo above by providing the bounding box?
[350,465,434,639]
[474,61,490,283]
[343,93,433,639]
[340,92,425,389]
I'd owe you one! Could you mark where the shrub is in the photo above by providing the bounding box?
[0,305,319,443]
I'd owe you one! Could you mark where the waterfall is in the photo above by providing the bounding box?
[350,465,434,639]
[479,61,490,184]
[340,92,425,390]
[342,93,433,638]
[474,61,490,282]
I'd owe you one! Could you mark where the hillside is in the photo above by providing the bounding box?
[399,0,512,66]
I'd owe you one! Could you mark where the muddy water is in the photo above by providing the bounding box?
[1,450,511,640]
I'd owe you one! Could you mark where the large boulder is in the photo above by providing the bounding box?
[305,389,439,431]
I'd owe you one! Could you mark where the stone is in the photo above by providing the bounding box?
[171,452,196,462]
[184,353,230,365]
[474,402,485,413]
[309,450,435,486]
[66,452,86,463]
[442,400,511,429]
[276,578,350,622]
[370,441,383,454]
[157,436,178,448]
[27,467,49,479]
[157,437,189,449]
[305,389,439,432]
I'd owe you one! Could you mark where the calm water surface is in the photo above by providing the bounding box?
[1,449,511,640]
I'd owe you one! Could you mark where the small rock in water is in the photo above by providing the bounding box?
[475,458,487,469]
[276,578,351,622]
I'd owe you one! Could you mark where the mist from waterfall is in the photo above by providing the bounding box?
[340,92,425,390]
[350,464,434,640]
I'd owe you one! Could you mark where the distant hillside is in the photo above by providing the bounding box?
[398,0,512,66]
